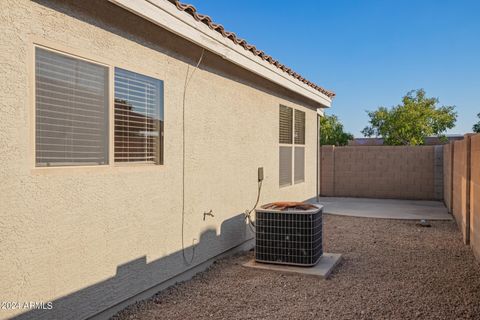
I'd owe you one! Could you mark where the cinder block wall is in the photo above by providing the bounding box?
[443,143,453,212]
[320,145,335,196]
[452,138,468,243]
[320,145,443,200]
[444,133,480,263]
[470,135,480,261]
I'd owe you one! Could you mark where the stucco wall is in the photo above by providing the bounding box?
[0,1,321,319]
[320,145,442,200]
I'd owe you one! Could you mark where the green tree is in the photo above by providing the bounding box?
[362,89,457,145]
[473,113,480,133]
[320,114,354,146]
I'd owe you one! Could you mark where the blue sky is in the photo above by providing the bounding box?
[185,0,479,136]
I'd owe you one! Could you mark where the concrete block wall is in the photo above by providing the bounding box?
[320,145,442,200]
[434,146,444,200]
[443,143,453,212]
[320,145,335,196]
[444,133,480,263]
[470,135,480,261]
[452,137,469,244]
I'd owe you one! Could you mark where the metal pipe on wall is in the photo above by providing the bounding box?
[316,112,321,202]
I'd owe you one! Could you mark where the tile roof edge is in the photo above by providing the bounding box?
[167,0,335,98]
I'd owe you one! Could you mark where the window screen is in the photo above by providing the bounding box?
[294,110,306,183]
[35,47,109,167]
[294,146,305,183]
[279,105,293,144]
[114,68,163,164]
[294,109,305,145]
[279,146,293,186]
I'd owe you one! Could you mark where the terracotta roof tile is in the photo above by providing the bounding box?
[167,0,335,98]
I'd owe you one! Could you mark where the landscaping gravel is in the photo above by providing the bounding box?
[112,215,480,320]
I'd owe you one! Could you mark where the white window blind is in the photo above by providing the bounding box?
[279,105,293,144]
[114,68,163,164]
[35,47,109,167]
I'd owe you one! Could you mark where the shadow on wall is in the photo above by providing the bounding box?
[11,214,252,320]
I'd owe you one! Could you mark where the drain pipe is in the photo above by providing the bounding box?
[181,48,206,266]
[316,108,324,203]
[316,113,319,203]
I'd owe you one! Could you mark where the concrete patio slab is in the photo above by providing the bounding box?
[242,253,342,279]
[312,197,452,220]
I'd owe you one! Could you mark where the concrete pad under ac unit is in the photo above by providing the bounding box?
[242,253,342,279]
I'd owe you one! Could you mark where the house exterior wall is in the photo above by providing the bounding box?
[320,145,442,200]
[0,1,322,319]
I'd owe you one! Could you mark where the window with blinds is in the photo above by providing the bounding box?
[279,146,293,186]
[279,105,293,144]
[279,105,293,186]
[35,47,109,167]
[279,105,306,186]
[294,110,305,183]
[294,110,305,145]
[114,68,163,164]
[294,146,305,183]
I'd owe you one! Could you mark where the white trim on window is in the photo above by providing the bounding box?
[279,105,306,187]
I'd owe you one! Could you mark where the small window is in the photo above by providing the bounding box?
[279,105,305,186]
[35,47,109,167]
[114,68,164,164]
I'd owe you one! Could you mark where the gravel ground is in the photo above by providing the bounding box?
[112,215,480,320]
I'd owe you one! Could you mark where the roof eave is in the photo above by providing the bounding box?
[108,0,333,108]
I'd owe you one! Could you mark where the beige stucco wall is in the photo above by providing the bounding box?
[0,1,323,319]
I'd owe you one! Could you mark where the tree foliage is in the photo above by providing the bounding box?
[362,89,457,145]
[473,113,480,133]
[320,114,354,146]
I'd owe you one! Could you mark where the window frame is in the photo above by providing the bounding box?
[31,42,165,171]
[114,67,164,165]
[279,105,306,187]
[34,46,111,167]
[293,109,306,184]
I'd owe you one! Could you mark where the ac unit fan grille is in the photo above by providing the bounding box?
[255,208,322,266]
